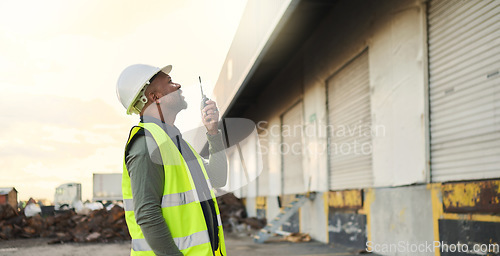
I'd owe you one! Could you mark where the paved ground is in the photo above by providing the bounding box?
[0,235,368,256]
[226,234,368,256]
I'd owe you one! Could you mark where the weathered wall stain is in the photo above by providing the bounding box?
[328,190,363,210]
[328,211,367,249]
[442,180,500,214]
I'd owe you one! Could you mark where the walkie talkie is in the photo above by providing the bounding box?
[199,76,209,109]
[199,76,212,122]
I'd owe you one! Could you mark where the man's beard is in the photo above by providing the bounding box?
[179,98,188,110]
[162,91,187,112]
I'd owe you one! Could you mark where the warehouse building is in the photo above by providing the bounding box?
[214,0,499,255]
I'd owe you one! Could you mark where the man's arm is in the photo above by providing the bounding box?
[203,131,228,188]
[126,135,182,256]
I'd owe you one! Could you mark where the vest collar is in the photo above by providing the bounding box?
[140,115,182,140]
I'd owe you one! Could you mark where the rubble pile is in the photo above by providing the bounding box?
[0,203,130,243]
[216,192,266,233]
[0,192,264,243]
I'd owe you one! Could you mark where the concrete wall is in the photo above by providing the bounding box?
[300,192,328,243]
[369,185,435,256]
[368,0,429,186]
[302,82,329,192]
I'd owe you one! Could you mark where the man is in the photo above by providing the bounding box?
[116,64,228,255]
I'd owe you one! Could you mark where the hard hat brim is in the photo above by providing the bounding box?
[161,65,172,75]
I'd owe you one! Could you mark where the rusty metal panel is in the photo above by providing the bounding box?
[438,219,500,256]
[328,190,363,210]
[442,180,500,214]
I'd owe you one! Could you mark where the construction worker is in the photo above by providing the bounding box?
[116,64,227,255]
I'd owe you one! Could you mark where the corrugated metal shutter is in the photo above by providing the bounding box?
[428,0,500,182]
[282,101,305,194]
[327,50,373,190]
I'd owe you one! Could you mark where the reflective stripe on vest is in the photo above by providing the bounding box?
[123,189,198,211]
[132,230,210,251]
[217,213,222,227]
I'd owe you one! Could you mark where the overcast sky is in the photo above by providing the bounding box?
[0,0,247,201]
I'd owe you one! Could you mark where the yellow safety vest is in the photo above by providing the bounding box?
[122,122,226,256]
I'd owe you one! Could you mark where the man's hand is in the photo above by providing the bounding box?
[201,100,219,135]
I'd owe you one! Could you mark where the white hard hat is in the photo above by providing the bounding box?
[116,64,172,115]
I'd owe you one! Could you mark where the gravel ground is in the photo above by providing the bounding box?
[0,238,130,256]
[0,235,366,256]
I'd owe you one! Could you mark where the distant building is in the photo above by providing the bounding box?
[0,187,18,209]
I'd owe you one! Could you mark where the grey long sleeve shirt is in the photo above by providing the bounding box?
[125,123,227,256]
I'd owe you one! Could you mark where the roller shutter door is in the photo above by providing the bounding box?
[428,0,500,181]
[327,50,373,190]
[282,101,305,194]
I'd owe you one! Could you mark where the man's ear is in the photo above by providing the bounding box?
[146,91,156,102]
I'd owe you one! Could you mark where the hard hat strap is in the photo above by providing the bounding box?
[156,101,166,124]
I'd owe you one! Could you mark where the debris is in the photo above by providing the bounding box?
[40,206,55,217]
[282,232,311,243]
[74,201,104,215]
[243,217,266,230]
[0,204,18,220]
[1,192,263,243]
[106,202,123,211]
[0,203,130,243]
[86,232,101,242]
[85,202,104,211]
[216,192,266,233]
[24,203,41,217]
